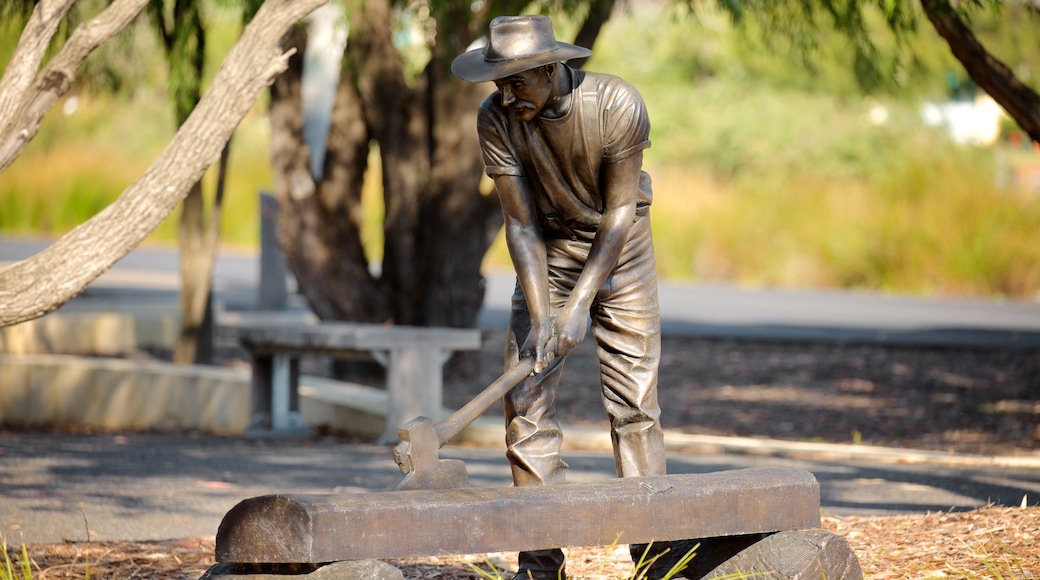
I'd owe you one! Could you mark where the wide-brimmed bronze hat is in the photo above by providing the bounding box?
[452,15,592,83]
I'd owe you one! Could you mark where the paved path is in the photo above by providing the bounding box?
[4,236,1040,347]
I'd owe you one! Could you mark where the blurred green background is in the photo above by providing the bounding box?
[2,2,1039,299]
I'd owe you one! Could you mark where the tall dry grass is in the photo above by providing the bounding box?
[643,135,1040,298]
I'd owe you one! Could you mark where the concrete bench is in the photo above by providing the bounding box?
[230,322,481,441]
[211,468,860,578]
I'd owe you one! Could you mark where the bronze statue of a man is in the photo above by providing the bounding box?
[453,15,682,580]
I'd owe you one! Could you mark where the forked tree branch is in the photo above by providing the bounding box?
[0,0,76,135]
[0,0,152,173]
[0,0,328,327]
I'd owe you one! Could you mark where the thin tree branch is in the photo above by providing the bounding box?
[0,0,151,173]
[920,0,1040,142]
[0,0,76,137]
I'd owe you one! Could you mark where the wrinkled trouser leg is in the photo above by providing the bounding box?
[588,218,675,578]
[505,216,666,580]
[590,216,665,480]
[504,268,569,580]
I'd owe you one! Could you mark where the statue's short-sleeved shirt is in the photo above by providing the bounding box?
[478,68,653,241]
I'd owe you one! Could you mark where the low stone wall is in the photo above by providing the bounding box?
[0,354,251,432]
[0,354,388,437]
[0,305,319,356]
[0,309,181,356]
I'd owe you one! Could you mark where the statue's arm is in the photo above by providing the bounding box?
[555,150,642,356]
[495,173,555,372]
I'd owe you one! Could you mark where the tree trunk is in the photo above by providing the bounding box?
[0,0,327,327]
[270,23,390,323]
[568,0,616,70]
[174,181,211,363]
[414,17,505,329]
[920,0,1040,143]
[270,0,619,332]
[164,0,219,365]
[352,0,430,325]
[272,0,502,329]
[173,142,227,364]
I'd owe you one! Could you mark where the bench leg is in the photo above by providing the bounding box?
[247,353,311,437]
[248,353,273,426]
[271,355,294,431]
[380,347,443,444]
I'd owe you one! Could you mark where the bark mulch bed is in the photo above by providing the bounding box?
[5,505,1037,578]
[444,333,1040,457]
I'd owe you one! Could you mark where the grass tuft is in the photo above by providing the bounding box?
[946,536,1030,579]
[461,540,699,580]
[1,540,33,580]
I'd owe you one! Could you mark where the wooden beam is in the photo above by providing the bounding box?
[216,468,821,563]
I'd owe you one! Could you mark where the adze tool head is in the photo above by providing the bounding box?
[391,358,544,491]
[392,416,469,491]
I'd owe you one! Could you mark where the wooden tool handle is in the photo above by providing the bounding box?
[432,357,544,447]
[432,358,533,446]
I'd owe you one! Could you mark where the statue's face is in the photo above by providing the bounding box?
[494,66,554,122]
